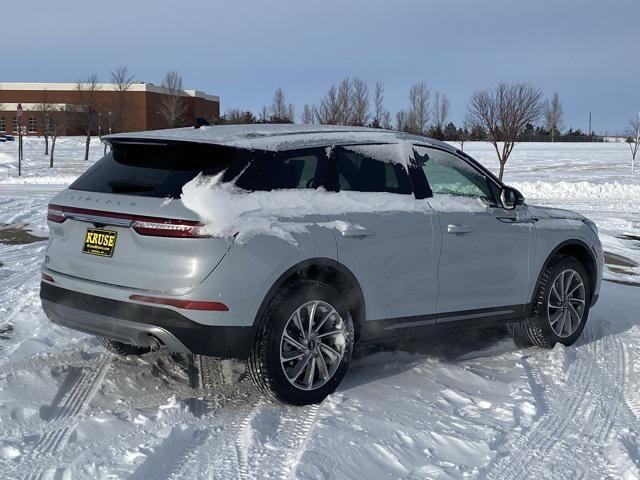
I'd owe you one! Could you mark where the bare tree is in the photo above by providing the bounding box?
[626,115,640,174]
[49,106,67,168]
[110,66,135,133]
[433,92,450,131]
[268,88,295,123]
[544,93,564,142]
[75,74,101,161]
[315,84,342,124]
[406,82,430,135]
[301,104,315,124]
[337,78,354,125]
[467,82,544,180]
[257,106,269,123]
[350,78,370,126]
[159,70,189,128]
[371,81,391,129]
[396,110,408,132]
[221,108,256,124]
[36,89,54,156]
[458,115,474,151]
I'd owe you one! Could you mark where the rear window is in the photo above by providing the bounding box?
[70,142,326,198]
[70,142,239,198]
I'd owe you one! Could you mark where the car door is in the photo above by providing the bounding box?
[412,145,535,320]
[327,144,441,336]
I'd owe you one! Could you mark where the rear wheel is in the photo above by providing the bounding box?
[98,337,150,356]
[514,255,591,348]
[248,281,354,405]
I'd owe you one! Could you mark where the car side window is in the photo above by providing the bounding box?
[333,145,412,194]
[413,146,494,201]
[235,150,322,191]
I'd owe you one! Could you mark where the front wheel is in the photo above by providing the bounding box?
[514,255,591,348]
[248,281,354,405]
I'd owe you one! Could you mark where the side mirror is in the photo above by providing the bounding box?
[501,186,525,209]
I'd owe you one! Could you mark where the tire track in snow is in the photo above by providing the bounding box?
[483,333,600,479]
[125,357,261,480]
[483,329,627,480]
[14,354,112,480]
[230,402,322,480]
[622,330,640,421]
[536,333,625,480]
[153,358,322,480]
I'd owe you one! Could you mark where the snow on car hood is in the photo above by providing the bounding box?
[181,173,487,243]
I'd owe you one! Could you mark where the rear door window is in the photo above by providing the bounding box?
[234,149,325,191]
[332,145,412,194]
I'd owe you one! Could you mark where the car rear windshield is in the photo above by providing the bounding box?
[69,142,327,198]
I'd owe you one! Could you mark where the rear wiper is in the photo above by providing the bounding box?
[108,180,154,193]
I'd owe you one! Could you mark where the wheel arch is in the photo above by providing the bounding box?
[254,258,366,341]
[532,239,598,304]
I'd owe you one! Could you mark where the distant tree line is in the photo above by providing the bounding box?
[38,67,640,177]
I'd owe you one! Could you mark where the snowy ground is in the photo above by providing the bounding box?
[0,137,639,479]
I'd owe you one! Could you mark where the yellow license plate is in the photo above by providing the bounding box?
[82,228,117,257]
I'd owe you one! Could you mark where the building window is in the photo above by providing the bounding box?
[47,116,54,132]
[0,117,5,133]
[28,117,37,133]
[12,117,19,133]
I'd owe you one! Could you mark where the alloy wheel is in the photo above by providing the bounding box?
[547,268,586,338]
[279,300,347,391]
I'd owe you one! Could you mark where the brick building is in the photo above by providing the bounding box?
[0,82,220,136]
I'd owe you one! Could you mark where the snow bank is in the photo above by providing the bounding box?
[180,173,486,242]
[513,181,640,201]
[0,175,79,186]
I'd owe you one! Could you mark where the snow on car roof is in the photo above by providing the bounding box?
[104,124,453,152]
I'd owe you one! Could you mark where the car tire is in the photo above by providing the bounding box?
[98,336,150,356]
[248,280,354,405]
[514,254,591,348]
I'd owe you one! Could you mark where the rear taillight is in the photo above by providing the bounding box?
[47,205,66,223]
[131,219,205,238]
[41,272,55,283]
[47,203,208,238]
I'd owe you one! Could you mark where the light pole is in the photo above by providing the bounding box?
[16,103,23,177]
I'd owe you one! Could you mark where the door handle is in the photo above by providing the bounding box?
[341,228,373,238]
[447,224,472,234]
[496,216,534,224]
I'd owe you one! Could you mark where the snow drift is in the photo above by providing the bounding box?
[180,172,487,242]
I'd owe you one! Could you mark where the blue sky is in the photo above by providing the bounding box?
[3,0,639,133]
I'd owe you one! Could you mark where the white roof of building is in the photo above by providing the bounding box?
[104,124,452,152]
[0,83,219,102]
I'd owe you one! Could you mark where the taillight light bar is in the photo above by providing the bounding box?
[41,272,55,283]
[129,294,229,311]
[47,203,209,238]
[47,205,66,223]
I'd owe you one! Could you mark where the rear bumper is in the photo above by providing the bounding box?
[40,282,256,359]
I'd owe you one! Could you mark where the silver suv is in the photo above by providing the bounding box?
[40,125,603,405]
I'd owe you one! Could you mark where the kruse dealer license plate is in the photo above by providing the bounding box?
[82,228,117,257]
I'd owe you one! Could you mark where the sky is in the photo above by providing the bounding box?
[1,0,639,134]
